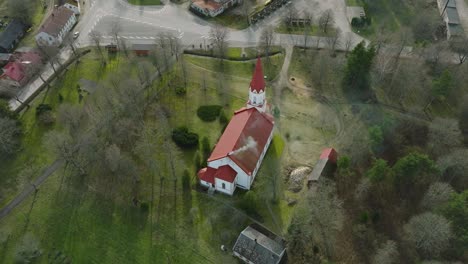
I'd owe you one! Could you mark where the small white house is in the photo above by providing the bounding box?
[35,6,77,47]
[198,58,275,195]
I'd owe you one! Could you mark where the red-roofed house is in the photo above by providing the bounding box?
[190,0,241,17]
[35,6,77,47]
[0,52,42,87]
[198,58,275,195]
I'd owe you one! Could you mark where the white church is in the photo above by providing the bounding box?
[197,58,275,195]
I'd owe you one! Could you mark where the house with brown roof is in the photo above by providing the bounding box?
[35,6,77,47]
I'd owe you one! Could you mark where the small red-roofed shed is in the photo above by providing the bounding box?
[308,148,338,187]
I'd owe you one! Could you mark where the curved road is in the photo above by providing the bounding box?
[76,0,365,48]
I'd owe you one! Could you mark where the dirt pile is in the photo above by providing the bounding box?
[288,166,311,193]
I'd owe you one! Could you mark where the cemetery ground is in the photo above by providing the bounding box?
[0,48,327,263]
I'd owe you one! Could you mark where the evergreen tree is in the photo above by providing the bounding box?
[342,42,376,98]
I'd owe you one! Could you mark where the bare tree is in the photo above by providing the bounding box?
[319,9,334,34]
[89,30,104,62]
[344,32,353,56]
[302,11,313,48]
[283,4,298,31]
[403,212,452,257]
[420,182,455,209]
[372,240,399,264]
[449,37,468,64]
[111,20,121,49]
[259,26,274,70]
[37,45,60,75]
[209,25,229,62]
[0,116,20,156]
[326,28,341,55]
[306,179,344,259]
[241,0,253,25]
[7,0,33,25]
[157,32,170,70]
[135,60,154,89]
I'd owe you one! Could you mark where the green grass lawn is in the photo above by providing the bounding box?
[209,12,249,30]
[0,51,120,208]
[275,24,337,37]
[127,0,162,5]
[345,0,360,6]
[0,52,295,263]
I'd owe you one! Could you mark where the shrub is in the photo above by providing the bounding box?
[175,86,186,96]
[197,105,222,122]
[237,191,259,216]
[172,126,199,148]
[182,169,191,191]
[140,202,149,213]
[35,104,52,117]
[219,110,228,125]
[201,137,211,160]
[0,99,16,119]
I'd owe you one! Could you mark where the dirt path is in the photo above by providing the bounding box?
[273,45,294,106]
[0,159,63,220]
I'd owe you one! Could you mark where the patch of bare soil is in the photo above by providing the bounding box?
[287,166,312,193]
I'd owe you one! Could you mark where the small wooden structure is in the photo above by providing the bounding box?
[307,148,337,188]
[132,44,154,56]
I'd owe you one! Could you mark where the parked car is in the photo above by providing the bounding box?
[73,31,80,39]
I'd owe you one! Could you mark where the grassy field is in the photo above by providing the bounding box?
[0,51,298,263]
[0,52,120,208]
[347,0,435,38]
[275,24,337,37]
[127,0,162,5]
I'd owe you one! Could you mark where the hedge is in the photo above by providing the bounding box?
[197,105,222,122]
[172,126,199,148]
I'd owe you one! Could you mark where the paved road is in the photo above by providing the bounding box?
[0,160,63,220]
[76,0,365,48]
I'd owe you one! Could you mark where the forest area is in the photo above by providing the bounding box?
[284,0,468,260]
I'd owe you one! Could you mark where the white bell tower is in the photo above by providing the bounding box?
[247,57,267,113]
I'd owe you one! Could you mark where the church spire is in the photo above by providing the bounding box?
[250,57,265,93]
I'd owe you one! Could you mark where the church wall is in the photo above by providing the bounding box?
[215,177,236,195]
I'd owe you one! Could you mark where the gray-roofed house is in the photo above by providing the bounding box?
[441,0,465,39]
[232,224,286,264]
[0,20,28,53]
[35,6,77,47]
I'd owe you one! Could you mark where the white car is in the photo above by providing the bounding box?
[73,31,80,39]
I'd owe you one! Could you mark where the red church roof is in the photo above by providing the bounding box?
[198,167,216,184]
[215,165,237,183]
[250,57,265,93]
[208,107,274,175]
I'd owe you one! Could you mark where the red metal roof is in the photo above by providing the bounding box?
[319,148,338,163]
[2,61,25,82]
[208,107,274,175]
[214,165,237,183]
[198,167,216,184]
[250,57,266,93]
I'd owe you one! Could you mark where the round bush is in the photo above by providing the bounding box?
[172,126,199,148]
[197,105,222,122]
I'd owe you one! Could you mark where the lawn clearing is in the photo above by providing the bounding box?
[0,52,295,263]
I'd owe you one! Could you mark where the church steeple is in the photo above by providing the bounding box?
[247,57,267,112]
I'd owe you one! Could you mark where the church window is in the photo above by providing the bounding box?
[222,183,226,189]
